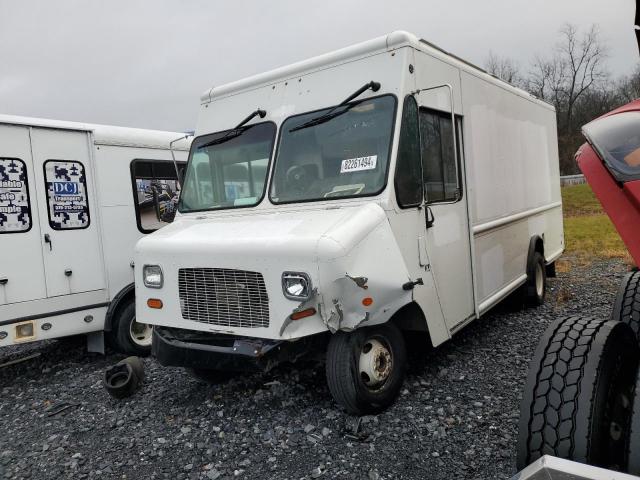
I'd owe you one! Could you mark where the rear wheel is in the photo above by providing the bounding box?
[326,323,406,415]
[524,251,546,306]
[546,261,557,278]
[110,302,152,356]
[612,270,640,345]
[516,316,639,470]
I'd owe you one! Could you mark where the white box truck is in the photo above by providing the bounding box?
[135,31,564,414]
[0,115,191,355]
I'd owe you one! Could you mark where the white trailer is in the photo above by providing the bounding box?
[135,31,564,413]
[0,115,191,355]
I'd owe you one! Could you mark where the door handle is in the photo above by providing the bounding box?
[44,234,52,251]
[0,278,7,285]
[425,206,435,229]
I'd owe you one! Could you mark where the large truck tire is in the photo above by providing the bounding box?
[326,323,406,416]
[517,316,639,471]
[612,270,640,344]
[524,251,547,306]
[629,370,640,475]
[110,302,153,357]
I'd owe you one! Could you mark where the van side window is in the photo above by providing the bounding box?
[395,96,423,208]
[44,160,90,230]
[419,109,461,203]
[0,158,32,233]
[131,159,185,233]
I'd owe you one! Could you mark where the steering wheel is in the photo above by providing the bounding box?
[286,165,308,191]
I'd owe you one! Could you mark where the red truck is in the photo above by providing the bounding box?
[517,100,640,476]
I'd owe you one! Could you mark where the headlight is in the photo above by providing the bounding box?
[143,265,163,288]
[282,272,312,300]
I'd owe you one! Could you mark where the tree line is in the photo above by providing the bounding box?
[484,24,639,175]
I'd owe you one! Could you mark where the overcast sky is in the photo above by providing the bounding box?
[0,0,637,133]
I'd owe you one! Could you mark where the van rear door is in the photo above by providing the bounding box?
[0,124,47,304]
[30,128,106,297]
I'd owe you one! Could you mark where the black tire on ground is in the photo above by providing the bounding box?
[325,323,406,416]
[516,316,639,471]
[110,302,152,357]
[524,251,547,306]
[629,369,640,475]
[546,261,557,278]
[612,271,640,344]
[103,356,145,399]
[186,368,234,384]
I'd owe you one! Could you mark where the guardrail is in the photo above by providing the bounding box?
[560,174,586,186]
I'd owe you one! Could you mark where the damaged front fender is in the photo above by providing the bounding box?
[315,204,414,333]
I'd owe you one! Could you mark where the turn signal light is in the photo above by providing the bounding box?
[362,297,373,307]
[147,298,163,309]
[290,308,316,321]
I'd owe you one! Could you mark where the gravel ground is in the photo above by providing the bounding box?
[0,257,631,480]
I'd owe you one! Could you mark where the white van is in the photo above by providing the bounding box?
[135,31,564,414]
[0,115,191,355]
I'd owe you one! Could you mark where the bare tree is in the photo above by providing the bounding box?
[484,51,522,86]
[617,64,640,103]
[527,24,608,129]
[525,23,608,174]
[558,24,608,129]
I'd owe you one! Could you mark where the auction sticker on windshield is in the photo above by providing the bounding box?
[340,155,377,173]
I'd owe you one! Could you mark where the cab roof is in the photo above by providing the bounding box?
[0,113,192,151]
[201,30,549,109]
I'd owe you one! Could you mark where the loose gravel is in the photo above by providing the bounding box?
[0,257,631,480]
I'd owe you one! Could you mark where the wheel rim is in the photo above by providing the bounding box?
[129,316,153,347]
[535,262,544,298]
[358,337,393,390]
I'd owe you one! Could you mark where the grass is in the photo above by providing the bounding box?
[560,183,631,263]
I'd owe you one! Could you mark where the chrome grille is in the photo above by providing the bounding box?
[178,268,269,328]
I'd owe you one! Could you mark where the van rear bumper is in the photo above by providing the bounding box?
[152,326,315,372]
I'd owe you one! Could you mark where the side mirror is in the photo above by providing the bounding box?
[425,206,435,228]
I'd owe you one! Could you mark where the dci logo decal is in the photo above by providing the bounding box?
[53,182,79,195]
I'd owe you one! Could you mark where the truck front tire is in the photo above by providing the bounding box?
[325,323,406,415]
[516,316,639,471]
[110,302,152,356]
[612,270,640,344]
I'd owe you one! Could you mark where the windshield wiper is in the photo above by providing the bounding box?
[289,81,380,133]
[198,108,266,149]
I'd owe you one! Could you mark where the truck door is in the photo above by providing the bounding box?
[0,124,48,304]
[30,128,106,297]
[416,87,475,330]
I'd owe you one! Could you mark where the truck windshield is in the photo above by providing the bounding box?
[270,95,396,203]
[179,122,276,212]
[583,111,640,182]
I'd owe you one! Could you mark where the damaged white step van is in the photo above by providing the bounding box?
[135,31,564,414]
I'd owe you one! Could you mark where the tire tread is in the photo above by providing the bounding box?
[517,316,615,467]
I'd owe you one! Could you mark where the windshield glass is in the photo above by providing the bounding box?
[583,111,640,182]
[179,122,276,212]
[270,95,396,203]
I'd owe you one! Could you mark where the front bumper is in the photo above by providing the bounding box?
[152,326,319,372]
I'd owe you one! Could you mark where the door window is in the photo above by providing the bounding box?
[395,96,423,208]
[419,109,462,203]
[0,158,32,233]
[43,160,90,230]
[131,160,185,233]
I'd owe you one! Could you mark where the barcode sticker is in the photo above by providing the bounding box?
[340,155,377,173]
